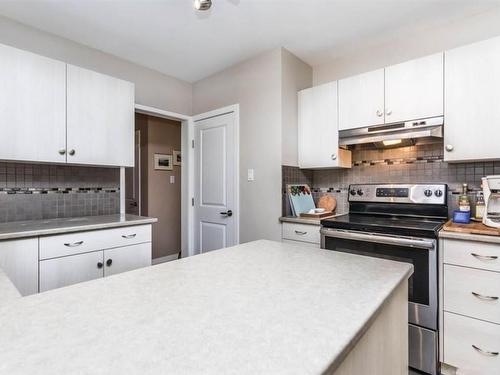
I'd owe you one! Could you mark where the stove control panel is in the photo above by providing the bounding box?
[348,184,447,205]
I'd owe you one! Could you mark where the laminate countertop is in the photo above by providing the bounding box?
[0,240,412,375]
[0,214,158,240]
[279,214,344,226]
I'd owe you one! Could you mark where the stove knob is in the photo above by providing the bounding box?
[435,189,443,197]
[424,189,433,197]
[357,189,364,196]
[350,189,357,196]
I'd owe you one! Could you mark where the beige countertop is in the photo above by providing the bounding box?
[0,240,412,375]
[0,214,158,240]
[439,229,500,244]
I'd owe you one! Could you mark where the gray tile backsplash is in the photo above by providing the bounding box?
[283,143,491,218]
[0,162,120,223]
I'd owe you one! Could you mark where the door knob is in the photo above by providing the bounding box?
[331,153,337,160]
[220,210,233,217]
[97,262,103,269]
[386,109,392,116]
[106,259,113,267]
[445,144,454,152]
[68,149,76,156]
[376,110,383,117]
[58,149,66,155]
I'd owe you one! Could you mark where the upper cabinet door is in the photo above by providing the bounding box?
[0,44,66,163]
[444,36,500,162]
[67,65,135,167]
[338,69,384,130]
[298,82,351,169]
[385,53,444,123]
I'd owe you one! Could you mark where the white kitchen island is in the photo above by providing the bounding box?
[0,240,412,375]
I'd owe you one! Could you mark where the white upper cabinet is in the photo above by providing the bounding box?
[67,65,135,167]
[298,82,351,169]
[385,53,443,123]
[0,44,66,163]
[338,69,385,130]
[444,36,500,162]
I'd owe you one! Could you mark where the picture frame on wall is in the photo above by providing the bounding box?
[173,150,181,166]
[154,153,173,171]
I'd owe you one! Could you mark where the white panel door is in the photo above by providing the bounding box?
[338,69,385,130]
[66,64,135,166]
[0,43,66,163]
[444,36,500,162]
[0,238,38,296]
[39,251,104,292]
[385,53,444,123]
[103,243,151,277]
[194,112,236,253]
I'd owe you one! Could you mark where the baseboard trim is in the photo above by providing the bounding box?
[152,254,179,265]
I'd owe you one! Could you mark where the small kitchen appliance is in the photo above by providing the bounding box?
[320,183,448,375]
[482,175,500,228]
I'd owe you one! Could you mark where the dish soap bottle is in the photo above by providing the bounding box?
[475,191,485,220]
[458,183,471,213]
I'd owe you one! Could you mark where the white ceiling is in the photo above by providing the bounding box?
[0,0,498,82]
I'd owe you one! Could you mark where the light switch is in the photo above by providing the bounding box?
[247,169,254,181]
[170,175,175,184]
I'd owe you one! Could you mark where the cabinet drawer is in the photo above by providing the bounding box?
[444,312,500,374]
[40,224,152,260]
[104,243,151,277]
[444,264,500,324]
[443,238,500,272]
[282,223,320,244]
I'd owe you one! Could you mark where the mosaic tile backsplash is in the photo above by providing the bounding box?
[283,143,493,218]
[0,162,120,223]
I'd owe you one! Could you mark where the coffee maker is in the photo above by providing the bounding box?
[482,176,500,228]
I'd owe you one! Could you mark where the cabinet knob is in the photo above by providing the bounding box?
[445,144,454,152]
[68,149,76,156]
[106,259,113,267]
[376,110,383,117]
[58,149,66,155]
[97,262,103,269]
[331,153,337,160]
[386,109,392,116]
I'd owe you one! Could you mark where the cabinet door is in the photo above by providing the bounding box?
[0,44,66,163]
[385,53,443,123]
[0,238,38,296]
[66,65,135,166]
[39,251,104,292]
[298,82,351,169]
[338,69,384,130]
[104,243,151,277]
[444,36,500,162]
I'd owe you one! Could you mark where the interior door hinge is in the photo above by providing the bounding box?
[192,139,195,148]
[192,197,195,206]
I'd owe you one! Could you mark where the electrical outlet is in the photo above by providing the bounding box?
[170,175,175,184]
[247,169,254,181]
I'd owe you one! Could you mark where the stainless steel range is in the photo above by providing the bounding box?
[320,183,448,375]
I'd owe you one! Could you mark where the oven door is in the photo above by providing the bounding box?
[320,228,437,330]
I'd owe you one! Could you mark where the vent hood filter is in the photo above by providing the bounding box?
[339,116,444,148]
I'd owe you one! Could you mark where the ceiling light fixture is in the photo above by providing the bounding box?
[194,0,212,11]
[382,139,403,147]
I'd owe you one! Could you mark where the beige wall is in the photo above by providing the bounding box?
[281,49,313,167]
[0,15,192,115]
[313,7,500,85]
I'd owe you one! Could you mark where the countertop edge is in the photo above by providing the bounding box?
[279,215,343,225]
[439,230,500,244]
[322,263,414,374]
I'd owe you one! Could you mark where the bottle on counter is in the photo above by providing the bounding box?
[475,191,485,220]
[458,183,471,213]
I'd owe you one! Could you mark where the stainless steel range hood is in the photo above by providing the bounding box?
[339,116,443,148]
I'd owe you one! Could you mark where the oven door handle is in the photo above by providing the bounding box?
[320,228,435,250]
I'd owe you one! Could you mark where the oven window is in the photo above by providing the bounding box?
[324,237,429,305]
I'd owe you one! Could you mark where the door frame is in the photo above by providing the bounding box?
[127,103,239,258]
[193,104,240,253]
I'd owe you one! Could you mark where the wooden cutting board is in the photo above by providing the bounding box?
[299,212,334,219]
[317,195,337,213]
[442,220,500,236]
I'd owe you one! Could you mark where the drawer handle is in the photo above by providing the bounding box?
[64,241,84,247]
[295,230,307,235]
[471,253,498,261]
[472,344,499,357]
[471,292,499,301]
[122,234,137,239]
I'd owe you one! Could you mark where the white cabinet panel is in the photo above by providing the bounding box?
[39,251,104,292]
[385,53,443,123]
[298,82,351,169]
[0,44,66,163]
[0,238,38,296]
[338,69,384,130]
[445,36,500,162]
[104,243,151,277]
[282,222,320,244]
[67,64,134,166]
[443,239,500,273]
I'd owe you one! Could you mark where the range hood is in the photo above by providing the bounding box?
[339,116,443,148]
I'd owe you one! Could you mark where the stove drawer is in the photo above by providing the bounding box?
[444,264,500,324]
[443,239,500,272]
[282,223,320,244]
[444,312,500,374]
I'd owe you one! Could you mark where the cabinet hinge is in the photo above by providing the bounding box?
[192,139,195,148]
[192,197,195,206]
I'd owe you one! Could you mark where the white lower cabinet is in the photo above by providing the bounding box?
[103,243,151,277]
[281,222,320,247]
[40,251,104,292]
[0,238,38,296]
